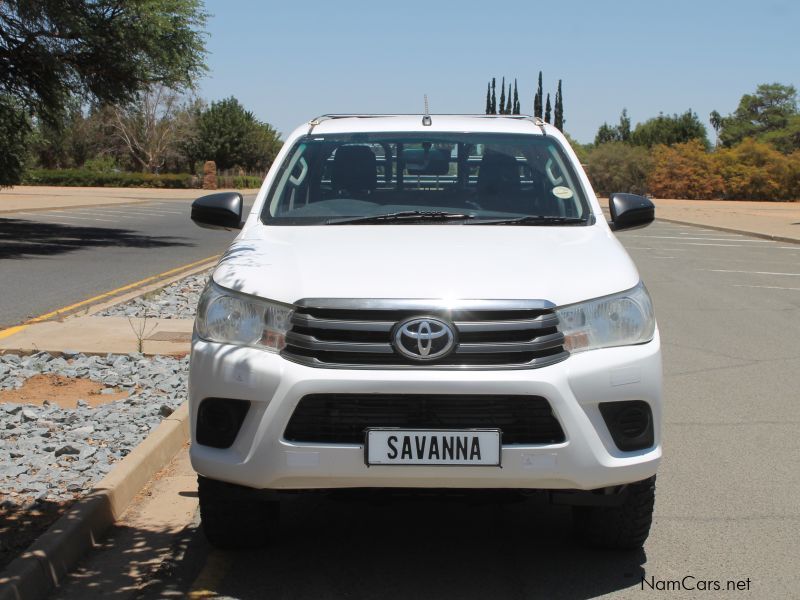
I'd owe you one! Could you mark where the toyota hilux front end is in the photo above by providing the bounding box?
[188,115,662,550]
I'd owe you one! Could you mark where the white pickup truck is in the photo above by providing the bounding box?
[188,114,661,550]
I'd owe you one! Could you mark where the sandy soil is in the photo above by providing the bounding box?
[0,374,130,408]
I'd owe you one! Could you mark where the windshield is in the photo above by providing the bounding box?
[261,132,590,225]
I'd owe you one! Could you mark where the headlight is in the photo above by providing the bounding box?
[196,281,293,352]
[556,282,655,353]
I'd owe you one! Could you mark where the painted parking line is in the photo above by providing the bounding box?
[70,210,139,219]
[630,235,772,243]
[622,246,689,251]
[678,231,744,237]
[683,242,746,247]
[132,209,185,215]
[76,206,184,216]
[732,284,800,291]
[93,208,179,215]
[705,269,800,277]
[112,204,185,212]
[188,550,232,599]
[16,211,116,223]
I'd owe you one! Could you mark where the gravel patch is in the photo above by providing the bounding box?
[97,270,211,319]
[0,351,188,509]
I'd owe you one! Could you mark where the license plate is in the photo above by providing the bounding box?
[365,429,501,466]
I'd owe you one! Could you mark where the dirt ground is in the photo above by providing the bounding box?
[0,374,130,408]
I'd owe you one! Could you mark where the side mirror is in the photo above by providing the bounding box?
[191,192,243,230]
[608,193,654,231]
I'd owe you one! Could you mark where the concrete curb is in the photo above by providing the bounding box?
[0,403,190,600]
[83,259,217,317]
[657,218,800,245]
[0,255,217,341]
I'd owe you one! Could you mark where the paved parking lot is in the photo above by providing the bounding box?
[49,221,800,599]
[0,198,251,328]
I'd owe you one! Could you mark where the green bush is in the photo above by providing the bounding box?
[585,142,652,196]
[83,156,118,173]
[22,169,198,188]
[216,175,263,189]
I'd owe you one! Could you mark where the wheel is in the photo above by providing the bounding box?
[198,476,278,549]
[573,475,656,550]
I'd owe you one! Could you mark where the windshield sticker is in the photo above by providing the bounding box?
[552,186,574,200]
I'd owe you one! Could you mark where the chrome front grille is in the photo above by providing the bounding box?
[281,299,569,369]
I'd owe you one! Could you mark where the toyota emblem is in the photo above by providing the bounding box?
[392,317,456,361]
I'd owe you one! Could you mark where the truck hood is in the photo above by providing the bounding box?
[212,224,640,307]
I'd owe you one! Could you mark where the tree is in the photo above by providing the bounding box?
[594,123,618,145]
[499,78,506,115]
[709,110,723,140]
[513,79,520,115]
[594,109,631,145]
[714,138,795,200]
[491,78,497,114]
[586,142,652,197]
[108,85,194,173]
[0,96,31,185]
[186,97,281,172]
[29,98,94,169]
[712,83,798,148]
[760,114,800,154]
[563,132,589,163]
[0,0,207,185]
[630,110,707,148]
[648,140,722,199]
[506,83,512,115]
[544,94,551,123]
[534,71,543,118]
[554,80,564,130]
[619,108,631,142]
[485,83,491,115]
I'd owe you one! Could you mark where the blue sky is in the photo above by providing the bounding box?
[199,0,799,144]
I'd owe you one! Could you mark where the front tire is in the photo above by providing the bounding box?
[198,476,278,549]
[573,475,656,550]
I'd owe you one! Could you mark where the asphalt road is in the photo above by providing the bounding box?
[52,220,800,599]
[0,196,254,328]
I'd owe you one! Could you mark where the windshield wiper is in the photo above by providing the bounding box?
[327,210,476,225]
[467,215,590,226]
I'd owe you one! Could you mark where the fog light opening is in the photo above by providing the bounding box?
[197,398,250,449]
[599,400,654,452]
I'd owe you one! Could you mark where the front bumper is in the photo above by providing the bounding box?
[188,331,662,491]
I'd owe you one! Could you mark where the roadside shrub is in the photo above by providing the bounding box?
[714,138,796,201]
[216,175,263,189]
[647,140,722,200]
[21,169,198,188]
[585,142,652,196]
[83,156,118,172]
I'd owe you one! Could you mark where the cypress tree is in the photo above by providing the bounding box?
[485,82,491,115]
[554,79,564,129]
[544,93,551,123]
[491,78,496,114]
[506,83,512,114]
[499,77,506,115]
[513,79,520,115]
[534,71,543,118]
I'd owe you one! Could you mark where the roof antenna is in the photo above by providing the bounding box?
[422,95,432,126]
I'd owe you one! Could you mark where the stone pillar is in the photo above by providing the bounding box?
[202,161,217,190]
